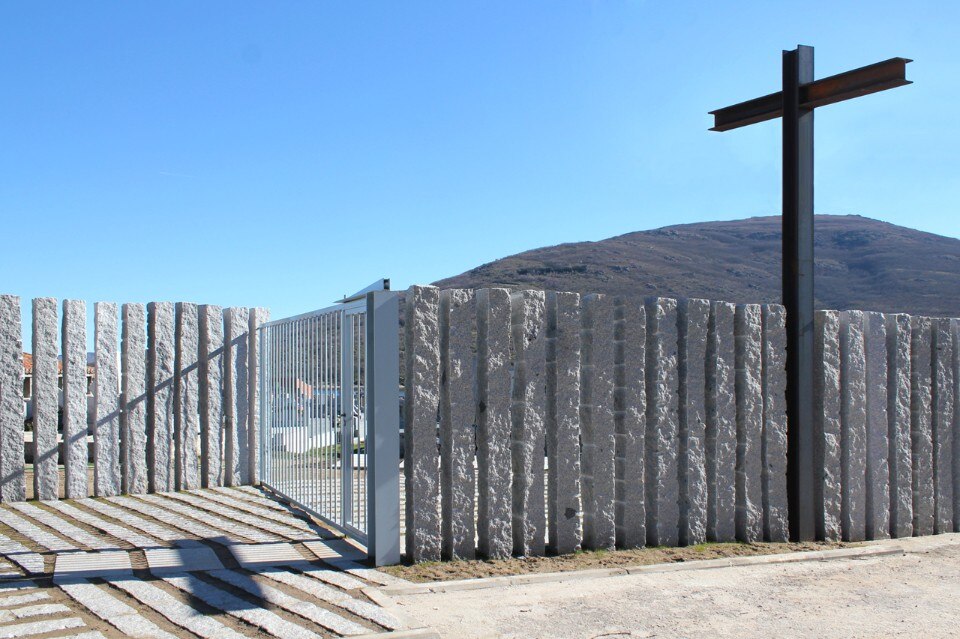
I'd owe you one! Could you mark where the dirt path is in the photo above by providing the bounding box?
[389,534,960,639]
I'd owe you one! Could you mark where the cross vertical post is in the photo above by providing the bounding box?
[782,45,816,541]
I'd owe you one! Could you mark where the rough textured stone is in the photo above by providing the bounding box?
[707,301,737,542]
[678,298,709,546]
[121,304,148,495]
[510,290,548,556]
[55,578,180,639]
[404,286,442,562]
[476,289,513,559]
[95,302,121,497]
[910,316,934,536]
[864,312,890,540]
[0,296,25,503]
[247,308,269,485]
[839,311,867,542]
[174,303,200,491]
[439,290,477,560]
[761,304,789,542]
[645,297,679,547]
[546,292,583,554]
[887,313,913,538]
[814,310,842,541]
[148,302,176,493]
[614,297,645,549]
[31,298,59,501]
[581,294,616,550]
[932,317,954,534]
[735,304,763,543]
[953,319,960,534]
[224,307,250,486]
[198,305,225,488]
[62,299,88,499]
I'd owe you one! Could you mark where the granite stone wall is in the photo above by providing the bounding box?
[403,286,960,560]
[0,295,264,502]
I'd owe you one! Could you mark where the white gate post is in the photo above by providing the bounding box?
[366,290,401,566]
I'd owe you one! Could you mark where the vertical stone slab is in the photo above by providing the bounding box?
[31,298,59,501]
[910,316,934,536]
[147,302,176,494]
[199,305,225,488]
[439,289,477,560]
[175,303,201,491]
[614,297,645,549]
[644,297,679,547]
[476,289,513,559]
[121,303,148,495]
[0,296,25,502]
[735,304,763,543]
[761,304,789,542]
[62,299,88,499]
[953,319,960,533]
[580,294,616,550]
[224,307,250,487]
[839,311,867,542]
[247,308,269,485]
[707,301,737,542]
[94,302,121,497]
[678,299,709,547]
[814,311,842,541]
[864,312,890,540]
[547,292,582,554]
[510,290,548,556]
[887,313,913,538]
[404,286,441,562]
[932,318,954,534]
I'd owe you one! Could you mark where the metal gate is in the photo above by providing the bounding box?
[258,282,400,565]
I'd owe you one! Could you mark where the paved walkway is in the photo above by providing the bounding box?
[0,486,422,639]
[391,534,960,639]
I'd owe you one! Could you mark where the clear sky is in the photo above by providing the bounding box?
[2,1,957,331]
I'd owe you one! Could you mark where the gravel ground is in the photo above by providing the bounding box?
[389,534,960,639]
[381,541,853,582]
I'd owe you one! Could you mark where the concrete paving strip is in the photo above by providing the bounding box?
[0,507,78,552]
[106,576,249,639]
[55,577,181,639]
[198,489,315,531]
[227,543,306,568]
[207,568,370,636]
[137,494,278,543]
[145,546,224,574]
[54,551,132,579]
[0,534,43,575]
[45,501,162,549]
[162,572,322,639]
[79,500,186,543]
[0,616,86,638]
[106,496,243,543]
[261,567,403,630]
[325,560,406,587]
[379,544,906,596]
[303,539,366,562]
[288,564,366,591]
[9,503,121,551]
[0,582,38,594]
[169,492,316,540]
[61,633,107,639]
[231,486,291,511]
[0,602,71,622]
[0,593,49,607]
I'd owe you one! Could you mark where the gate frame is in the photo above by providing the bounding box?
[258,287,401,566]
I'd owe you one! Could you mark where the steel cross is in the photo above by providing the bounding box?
[709,46,911,541]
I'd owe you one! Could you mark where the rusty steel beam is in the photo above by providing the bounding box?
[709,57,911,131]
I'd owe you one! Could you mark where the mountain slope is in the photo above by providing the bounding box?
[434,215,960,318]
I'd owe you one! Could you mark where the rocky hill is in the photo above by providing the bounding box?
[434,215,960,318]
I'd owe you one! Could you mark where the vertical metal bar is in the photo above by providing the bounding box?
[366,291,401,565]
[783,44,816,542]
[342,311,355,528]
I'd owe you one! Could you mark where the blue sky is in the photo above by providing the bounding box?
[2,1,957,331]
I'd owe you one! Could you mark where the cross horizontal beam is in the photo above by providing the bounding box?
[709,57,911,132]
